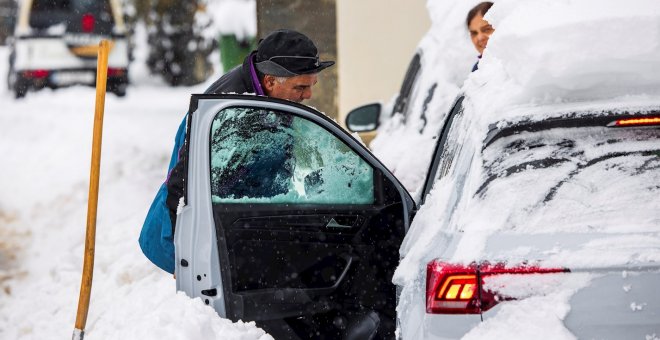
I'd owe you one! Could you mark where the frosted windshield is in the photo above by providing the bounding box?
[210,107,374,204]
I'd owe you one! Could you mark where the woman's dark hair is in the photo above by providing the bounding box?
[466,2,494,28]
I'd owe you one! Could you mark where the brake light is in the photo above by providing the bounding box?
[81,13,95,33]
[23,70,50,79]
[107,68,126,77]
[609,116,660,127]
[426,260,568,314]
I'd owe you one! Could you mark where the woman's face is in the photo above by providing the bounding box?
[469,13,494,55]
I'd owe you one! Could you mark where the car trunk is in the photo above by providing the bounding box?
[480,232,660,339]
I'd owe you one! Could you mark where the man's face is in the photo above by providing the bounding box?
[263,73,319,103]
[469,13,494,55]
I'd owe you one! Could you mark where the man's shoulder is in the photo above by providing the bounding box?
[205,65,252,95]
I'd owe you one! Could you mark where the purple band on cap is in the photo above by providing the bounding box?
[249,53,265,96]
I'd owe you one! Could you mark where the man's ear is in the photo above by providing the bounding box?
[262,75,276,92]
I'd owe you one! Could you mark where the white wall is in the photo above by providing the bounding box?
[336,0,430,121]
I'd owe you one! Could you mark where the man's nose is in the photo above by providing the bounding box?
[302,88,312,100]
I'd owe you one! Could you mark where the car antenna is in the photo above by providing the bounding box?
[72,40,110,340]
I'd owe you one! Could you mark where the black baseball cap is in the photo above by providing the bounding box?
[255,29,335,77]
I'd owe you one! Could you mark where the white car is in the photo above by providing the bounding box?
[394,95,660,339]
[7,0,130,98]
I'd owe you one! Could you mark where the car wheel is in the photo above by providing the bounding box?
[14,83,28,99]
[110,83,127,97]
[12,74,28,99]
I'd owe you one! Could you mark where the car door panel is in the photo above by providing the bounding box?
[216,200,407,322]
[176,95,414,338]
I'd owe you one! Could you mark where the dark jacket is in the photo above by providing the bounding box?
[472,55,482,72]
[139,53,262,273]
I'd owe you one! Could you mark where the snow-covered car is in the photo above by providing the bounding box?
[390,0,660,339]
[346,0,479,198]
[396,95,660,339]
[7,0,130,98]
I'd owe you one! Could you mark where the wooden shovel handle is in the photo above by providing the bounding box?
[73,39,110,337]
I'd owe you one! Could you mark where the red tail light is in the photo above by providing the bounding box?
[426,260,568,314]
[81,13,95,33]
[23,70,50,79]
[609,116,660,127]
[107,68,126,77]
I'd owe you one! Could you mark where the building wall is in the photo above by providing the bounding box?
[0,0,17,45]
[256,0,338,119]
[336,0,430,121]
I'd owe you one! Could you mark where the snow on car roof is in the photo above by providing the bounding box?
[464,0,660,131]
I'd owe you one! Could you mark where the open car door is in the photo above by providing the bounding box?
[175,94,415,339]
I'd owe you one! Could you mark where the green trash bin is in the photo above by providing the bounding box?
[219,34,256,72]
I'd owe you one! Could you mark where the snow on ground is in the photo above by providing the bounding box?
[0,25,270,339]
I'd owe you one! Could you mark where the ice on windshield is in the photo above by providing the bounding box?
[209,107,374,204]
[474,126,660,234]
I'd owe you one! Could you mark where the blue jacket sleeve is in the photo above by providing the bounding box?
[139,117,187,274]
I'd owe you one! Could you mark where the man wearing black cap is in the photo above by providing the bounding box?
[140,29,335,276]
[206,28,334,102]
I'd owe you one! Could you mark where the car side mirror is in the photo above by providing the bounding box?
[345,103,382,132]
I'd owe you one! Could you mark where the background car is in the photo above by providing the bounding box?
[347,0,482,199]
[7,0,130,98]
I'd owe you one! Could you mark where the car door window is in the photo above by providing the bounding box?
[393,52,421,121]
[210,106,375,204]
[420,97,464,203]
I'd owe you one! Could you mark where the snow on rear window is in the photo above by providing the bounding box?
[209,107,374,204]
[474,126,660,234]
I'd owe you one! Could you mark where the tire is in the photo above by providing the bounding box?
[110,83,127,97]
[12,75,28,99]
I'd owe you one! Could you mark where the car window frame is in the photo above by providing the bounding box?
[419,96,465,205]
[393,52,422,122]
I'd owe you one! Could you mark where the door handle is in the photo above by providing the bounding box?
[326,217,352,229]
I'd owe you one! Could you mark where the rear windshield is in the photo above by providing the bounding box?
[30,0,114,32]
[476,125,660,233]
